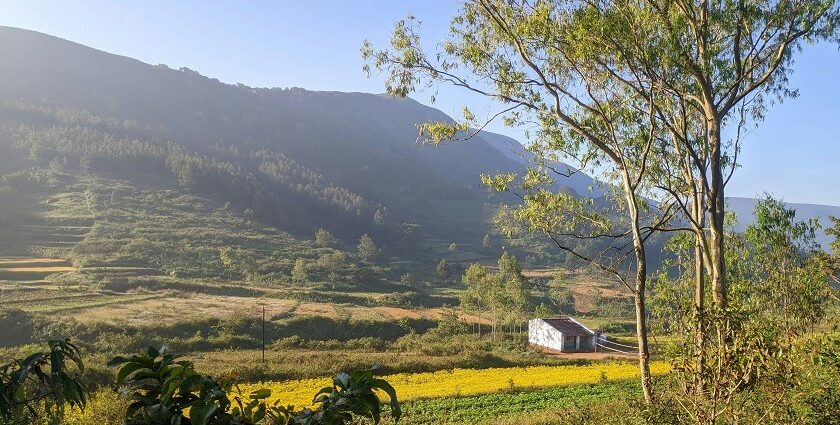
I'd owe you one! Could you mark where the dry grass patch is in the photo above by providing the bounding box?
[376,306,423,320]
[348,306,388,321]
[68,294,298,326]
[293,302,337,318]
[521,268,557,278]
[0,266,76,272]
[0,258,76,280]
[0,258,72,267]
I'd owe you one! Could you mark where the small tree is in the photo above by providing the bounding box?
[448,243,457,253]
[315,228,338,248]
[482,234,492,250]
[292,258,309,284]
[829,216,840,286]
[219,247,258,282]
[318,252,349,277]
[435,259,450,283]
[357,234,381,263]
[742,196,832,337]
[460,264,495,335]
[534,302,553,318]
[399,272,416,288]
[372,208,389,226]
[498,253,528,333]
[547,271,575,314]
[432,308,469,337]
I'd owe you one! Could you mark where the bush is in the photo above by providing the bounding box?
[395,332,493,356]
[0,309,36,347]
[375,291,416,307]
[275,316,434,341]
[344,337,387,351]
[0,340,87,422]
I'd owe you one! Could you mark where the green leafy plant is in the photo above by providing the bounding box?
[0,339,87,421]
[109,346,291,425]
[232,388,296,425]
[110,346,399,425]
[294,368,400,425]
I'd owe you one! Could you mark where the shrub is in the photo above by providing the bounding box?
[0,339,87,422]
[0,309,36,347]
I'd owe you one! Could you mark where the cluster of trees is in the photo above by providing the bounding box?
[459,252,529,337]
[286,230,391,286]
[365,0,840,416]
[0,104,407,246]
[652,197,838,336]
[0,103,433,287]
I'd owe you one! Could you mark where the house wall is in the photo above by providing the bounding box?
[528,319,564,351]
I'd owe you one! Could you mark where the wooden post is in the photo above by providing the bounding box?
[261,305,266,364]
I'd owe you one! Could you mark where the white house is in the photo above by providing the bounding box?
[528,317,597,353]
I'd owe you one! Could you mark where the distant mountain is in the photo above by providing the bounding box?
[3,26,831,273]
[478,131,605,197]
[728,197,839,248]
[0,26,590,264]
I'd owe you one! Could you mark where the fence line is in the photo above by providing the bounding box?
[595,342,637,356]
[598,339,637,350]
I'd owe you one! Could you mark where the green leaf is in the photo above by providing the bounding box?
[189,402,217,425]
[115,362,148,386]
[249,388,271,400]
[372,378,400,422]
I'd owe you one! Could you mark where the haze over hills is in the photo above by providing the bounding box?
[477,131,603,197]
[0,25,580,272]
[0,25,836,270]
[728,197,839,248]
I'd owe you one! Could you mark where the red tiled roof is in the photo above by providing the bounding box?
[542,317,594,336]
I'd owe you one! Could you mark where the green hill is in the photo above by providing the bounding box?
[0,26,587,282]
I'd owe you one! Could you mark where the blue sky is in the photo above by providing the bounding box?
[2,0,838,206]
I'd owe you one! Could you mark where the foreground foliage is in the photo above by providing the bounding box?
[108,346,400,425]
[2,343,400,425]
[0,339,86,422]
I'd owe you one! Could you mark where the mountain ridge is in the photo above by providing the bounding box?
[0,25,836,259]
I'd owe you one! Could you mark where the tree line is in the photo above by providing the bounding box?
[0,103,404,245]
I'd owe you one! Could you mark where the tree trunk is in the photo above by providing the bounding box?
[626,189,655,405]
[693,195,707,393]
[492,309,497,340]
[707,121,728,309]
[634,286,654,405]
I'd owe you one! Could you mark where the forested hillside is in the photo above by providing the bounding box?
[0,26,590,271]
[1,26,833,280]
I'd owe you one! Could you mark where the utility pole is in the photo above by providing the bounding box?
[261,305,266,364]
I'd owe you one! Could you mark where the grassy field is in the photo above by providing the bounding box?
[398,380,642,424]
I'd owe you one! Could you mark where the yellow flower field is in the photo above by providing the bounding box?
[238,361,670,407]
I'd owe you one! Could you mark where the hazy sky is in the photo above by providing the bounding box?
[2,0,839,206]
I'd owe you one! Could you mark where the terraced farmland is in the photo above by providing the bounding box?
[0,190,93,257]
[0,257,76,281]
